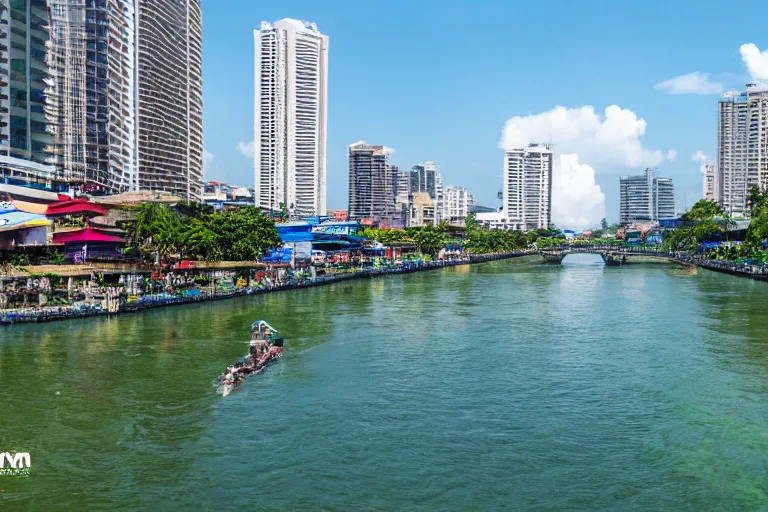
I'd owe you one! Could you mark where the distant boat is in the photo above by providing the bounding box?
[217,320,284,397]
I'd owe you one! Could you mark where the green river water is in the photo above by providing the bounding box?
[1,254,767,511]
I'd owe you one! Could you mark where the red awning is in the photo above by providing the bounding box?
[53,227,126,244]
[46,199,108,217]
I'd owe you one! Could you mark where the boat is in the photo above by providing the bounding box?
[217,320,284,397]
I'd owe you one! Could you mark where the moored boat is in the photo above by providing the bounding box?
[217,320,284,397]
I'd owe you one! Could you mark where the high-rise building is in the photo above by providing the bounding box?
[254,19,328,217]
[0,0,56,182]
[43,0,202,199]
[394,169,411,227]
[409,161,443,224]
[503,144,552,231]
[136,0,203,201]
[714,85,768,217]
[47,0,137,193]
[620,170,654,224]
[747,85,768,196]
[703,163,717,201]
[653,176,675,220]
[619,168,675,224]
[443,185,476,225]
[347,141,395,223]
[718,91,748,216]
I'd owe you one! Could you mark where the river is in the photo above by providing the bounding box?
[1,254,767,510]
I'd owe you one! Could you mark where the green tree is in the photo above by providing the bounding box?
[361,228,410,244]
[413,225,445,256]
[213,207,282,261]
[465,212,478,232]
[181,218,224,261]
[600,218,608,230]
[681,199,723,221]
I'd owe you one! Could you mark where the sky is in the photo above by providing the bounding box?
[201,0,768,228]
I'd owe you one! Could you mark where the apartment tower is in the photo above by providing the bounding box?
[619,168,675,224]
[717,91,748,216]
[409,161,443,224]
[254,19,328,217]
[503,144,552,231]
[43,0,203,199]
[347,141,396,223]
[0,0,56,181]
[443,185,476,225]
[135,0,204,200]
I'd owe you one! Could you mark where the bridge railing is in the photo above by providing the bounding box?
[541,245,670,256]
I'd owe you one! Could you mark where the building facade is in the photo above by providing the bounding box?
[47,0,138,193]
[254,18,328,217]
[409,161,443,225]
[0,0,57,183]
[409,191,435,227]
[703,163,717,202]
[347,141,396,223]
[619,168,675,224]
[653,176,675,221]
[443,185,476,225]
[503,144,552,231]
[714,85,768,217]
[135,0,203,201]
[718,91,748,216]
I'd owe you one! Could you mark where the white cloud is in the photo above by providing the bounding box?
[667,149,677,162]
[553,154,606,229]
[203,148,214,173]
[653,71,723,95]
[740,43,768,81]
[499,105,672,229]
[500,105,670,169]
[237,140,255,159]
[692,150,709,174]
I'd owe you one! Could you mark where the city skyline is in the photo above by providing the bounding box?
[203,0,768,227]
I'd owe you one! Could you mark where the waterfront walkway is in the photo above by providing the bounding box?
[671,255,768,282]
[0,252,529,325]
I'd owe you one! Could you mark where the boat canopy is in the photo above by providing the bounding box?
[251,320,278,335]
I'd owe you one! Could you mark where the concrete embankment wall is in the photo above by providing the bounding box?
[0,252,530,326]
[671,258,768,282]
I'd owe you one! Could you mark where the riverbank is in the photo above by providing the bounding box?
[0,251,529,325]
[671,255,768,282]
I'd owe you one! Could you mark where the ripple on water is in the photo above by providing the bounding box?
[1,258,767,510]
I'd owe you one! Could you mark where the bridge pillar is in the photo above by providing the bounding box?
[540,252,567,264]
[602,253,627,266]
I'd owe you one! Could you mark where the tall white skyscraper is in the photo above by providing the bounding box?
[718,90,748,216]
[254,19,328,217]
[503,144,552,231]
[715,84,768,217]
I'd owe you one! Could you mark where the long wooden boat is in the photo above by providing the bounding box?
[217,320,284,397]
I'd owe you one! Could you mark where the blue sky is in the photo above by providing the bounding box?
[202,0,768,226]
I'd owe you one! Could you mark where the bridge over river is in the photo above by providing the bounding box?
[538,246,671,265]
